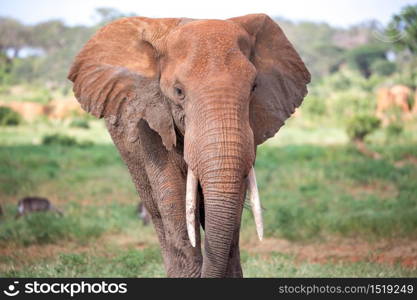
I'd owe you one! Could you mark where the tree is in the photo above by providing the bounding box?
[94,7,134,25]
[0,17,29,58]
[31,20,67,53]
[346,114,381,159]
[387,5,417,54]
[345,44,388,78]
[370,59,396,76]
[279,19,343,79]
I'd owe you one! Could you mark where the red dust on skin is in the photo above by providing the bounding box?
[67,14,310,277]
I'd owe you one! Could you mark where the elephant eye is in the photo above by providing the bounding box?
[174,87,185,100]
[251,83,257,93]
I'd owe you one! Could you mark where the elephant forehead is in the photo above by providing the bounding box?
[168,20,250,54]
[165,20,254,80]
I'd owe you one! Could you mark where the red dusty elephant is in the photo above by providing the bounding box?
[68,14,310,277]
[376,85,414,124]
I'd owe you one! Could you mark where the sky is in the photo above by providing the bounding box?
[0,0,415,28]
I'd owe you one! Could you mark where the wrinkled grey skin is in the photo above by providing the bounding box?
[105,93,204,277]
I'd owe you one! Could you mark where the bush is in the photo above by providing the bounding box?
[371,59,396,76]
[41,133,94,147]
[42,134,77,146]
[78,140,94,148]
[302,95,326,117]
[386,122,404,139]
[30,88,53,104]
[0,106,22,126]
[346,114,381,141]
[69,118,90,129]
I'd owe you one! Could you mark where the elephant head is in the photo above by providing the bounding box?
[68,14,310,277]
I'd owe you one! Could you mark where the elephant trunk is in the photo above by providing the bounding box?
[184,95,261,277]
[199,158,247,277]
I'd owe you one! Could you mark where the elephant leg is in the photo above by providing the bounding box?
[138,121,203,277]
[145,153,203,277]
[105,120,174,271]
[130,173,170,268]
[107,119,202,277]
[120,161,187,274]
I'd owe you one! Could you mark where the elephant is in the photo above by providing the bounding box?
[376,87,392,121]
[68,14,310,277]
[390,85,412,114]
[412,89,417,115]
[376,85,414,124]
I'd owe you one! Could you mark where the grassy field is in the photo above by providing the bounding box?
[1,117,417,277]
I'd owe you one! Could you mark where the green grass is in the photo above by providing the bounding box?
[1,247,165,278]
[0,202,142,247]
[242,143,417,240]
[1,117,417,277]
[3,247,416,278]
[0,144,126,196]
[242,252,417,277]
[3,138,416,241]
[0,120,110,146]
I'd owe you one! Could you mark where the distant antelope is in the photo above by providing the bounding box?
[16,197,63,218]
[137,202,151,225]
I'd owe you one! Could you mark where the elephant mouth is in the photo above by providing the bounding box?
[185,166,263,247]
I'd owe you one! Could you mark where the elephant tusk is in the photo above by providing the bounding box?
[186,167,198,247]
[247,166,263,241]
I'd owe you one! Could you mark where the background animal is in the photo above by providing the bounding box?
[376,87,393,118]
[16,196,63,218]
[390,85,412,114]
[137,202,151,225]
[68,14,309,277]
[376,84,415,123]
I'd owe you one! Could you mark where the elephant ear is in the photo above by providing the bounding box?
[230,14,311,145]
[68,17,181,150]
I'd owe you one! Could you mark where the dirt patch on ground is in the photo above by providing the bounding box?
[243,237,417,269]
[394,155,417,168]
[0,101,46,121]
[342,180,398,200]
[3,232,417,273]
[100,231,158,250]
[0,230,159,272]
[0,241,91,270]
